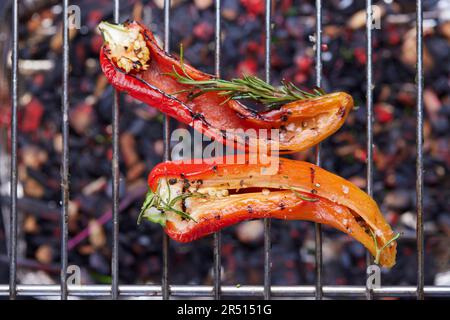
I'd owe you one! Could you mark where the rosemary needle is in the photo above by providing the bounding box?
[166,45,325,108]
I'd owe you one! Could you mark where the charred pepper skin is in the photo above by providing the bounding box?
[99,21,354,153]
[146,156,397,268]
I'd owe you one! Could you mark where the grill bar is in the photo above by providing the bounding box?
[365,0,374,300]
[9,0,19,301]
[263,0,272,301]
[111,0,121,300]
[162,0,171,301]
[60,0,71,301]
[213,0,222,301]
[1,285,449,298]
[313,0,323,301]
[415,0,424,301]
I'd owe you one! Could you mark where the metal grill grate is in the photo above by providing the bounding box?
[4,0,449,300]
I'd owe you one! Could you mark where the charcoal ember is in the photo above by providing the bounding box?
[193,21,214,41]
[88,219,107,249]
[194,0,213,11]
[437,214,450,234]
[77,194,109,218]
[70,102,96,135]
[23,177,46,199]
[401,28,434,70]
[68,200,80,233]
[348,176,366,189]
[153,0,184,10]
[126,117,148,136]
[222,0,239,20]
[383,189,412,211]
[96,86,115,123]
[235,220,264,245]
[22,145,48,170]
[89,251,110,275]
[21,97,45,133]
[24,215,40,234]
[240,0,264,16]
[127,162,146,182]
[35,244,53,265]
[431,111,449,135]
[425,36,450,69]
[120,132,140,168]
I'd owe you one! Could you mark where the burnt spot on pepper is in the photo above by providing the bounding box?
[192,112,205,121]
[183,178,191,189]
[310,167,316,185]
[211,165,218,173]
[280,114,289,122]
[168,178,178,185]
[247,205,254,214]
[220,129,227,139]
[337,105,346,118]
[279,202,286,210]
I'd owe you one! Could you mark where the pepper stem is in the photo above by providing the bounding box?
[98,21,130,45]
[98,21,150,73]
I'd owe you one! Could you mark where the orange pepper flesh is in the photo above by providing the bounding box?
[147,156,397,268]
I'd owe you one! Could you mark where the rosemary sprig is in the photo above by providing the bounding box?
[138,179,206,226]
[370,230,401,265]
[287,186,319,202]
[166,45,325,108]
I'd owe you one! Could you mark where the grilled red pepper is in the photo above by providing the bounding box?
[98,21,354,153]
[139,156,398,268]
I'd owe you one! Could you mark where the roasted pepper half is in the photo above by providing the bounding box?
[139,156,398,268]
[99,20,354,153]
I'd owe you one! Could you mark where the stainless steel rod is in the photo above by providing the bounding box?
[111,0,120,301]
[213,0,222,301]
[415,0,424,301]
[263,0,272,301]
[0,285,448,298]
[9,0,19,301]
[365,0,374,301]
[314,0,323,301]
[162,0,171,301]
[60,0,70,301]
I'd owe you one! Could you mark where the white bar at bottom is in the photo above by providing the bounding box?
[0,285,448,298]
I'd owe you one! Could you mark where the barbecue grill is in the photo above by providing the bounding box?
[2,0,450,300]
